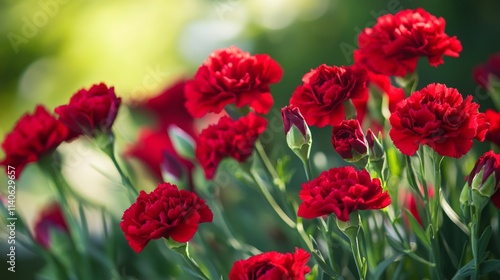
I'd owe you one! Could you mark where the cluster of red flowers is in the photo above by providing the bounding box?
[1,83,120,177]
[4,6,500,279]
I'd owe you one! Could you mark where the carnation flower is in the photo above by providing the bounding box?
[473,53,500,89]
[120,182,213,253]
[185,46,283,117]
[367,71,405,112]
[354,8,462,77]
[0,105,69,177]
[125,129,195,186]
[389,83,489,158]
[34,203,69,249]
[290,64,368,127]
[484,109,500,147]
[298,166,391,221]
[196,113,267,179]
[331,119,368,163]
[229,248,311,280]
[133,79,196,135]
[55,83,121,136]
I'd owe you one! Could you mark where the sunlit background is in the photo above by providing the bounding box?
[1,0,500,278]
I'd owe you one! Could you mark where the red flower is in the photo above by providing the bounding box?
[196,113,267,179]
[185,46,283,117]
[34,203,69,249]
[389,83,489,158]
[120,182,213,253]
[55,83,121,136]
[331,119,368,162]
[298,166,391,222]
[367,71,405,112]
[229,248,311,280]
[0,105,69,177]
[290,64,368,127]
[468,150,500,193]
[354,8,462,77]
[125,129,194,184]
[134,79,196,135]
[485,109,500,147]
[473,53,500,89]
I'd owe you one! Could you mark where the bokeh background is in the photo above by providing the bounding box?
[1,0,500,278]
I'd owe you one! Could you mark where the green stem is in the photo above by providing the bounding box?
[98,132,139,199]
[296,217,314,251]
[430,152,444,280]
[348,234,365,280]
[39,156,92,280]
[255,140,286,191]
[182,248,211,280]
[301,157,313,181]
[250,168,296,228]
[470,205,480,280]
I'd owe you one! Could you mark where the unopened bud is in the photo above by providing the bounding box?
[281,105,312,161]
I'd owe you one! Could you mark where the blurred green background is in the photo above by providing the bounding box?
[1,0,500,278]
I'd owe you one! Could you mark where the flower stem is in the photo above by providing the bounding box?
[430,152,444,280]
[98,132,139,199]
[249,168,296,228]
[255,140,286,191]
[301,157,313,181]
[470,205,481,280]
[166,241,211,280]
[348,234,365,280]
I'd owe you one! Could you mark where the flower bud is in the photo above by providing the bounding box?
[331,120,368,167]
[161,151,185,185]
[466,151,500,211]
[281,105,312,161]
[366,129,385,161]
[168,125,195,160]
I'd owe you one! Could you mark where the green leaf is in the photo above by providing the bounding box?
[452,259,474,279]
[478,226,493,259]
[404,209,431,249]
[479,259,500,276]
[306,264,319,280]
[311,250,339,278]
[373,252,404,280]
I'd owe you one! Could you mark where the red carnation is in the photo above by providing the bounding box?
[298,166,391,222]
[290,64,368,128]
[354,8,462,77]
[485,109,500,147]
[34,203,69,249]
[367,71,405,112]
[134,79,196,135]
[55,83,121,136]
[125,129,195,184]
[229,248,311,280]
[185,46,283,117]
[0,105,69,177]
[120,182,213,253]
[389,83,489,158]
[196,113,267,179]
[473,53,500,89]
[331,119,368,162]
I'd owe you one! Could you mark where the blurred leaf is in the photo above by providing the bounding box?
[404,209,431,249]
[478,226,492,260]
[373,252,404,280]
